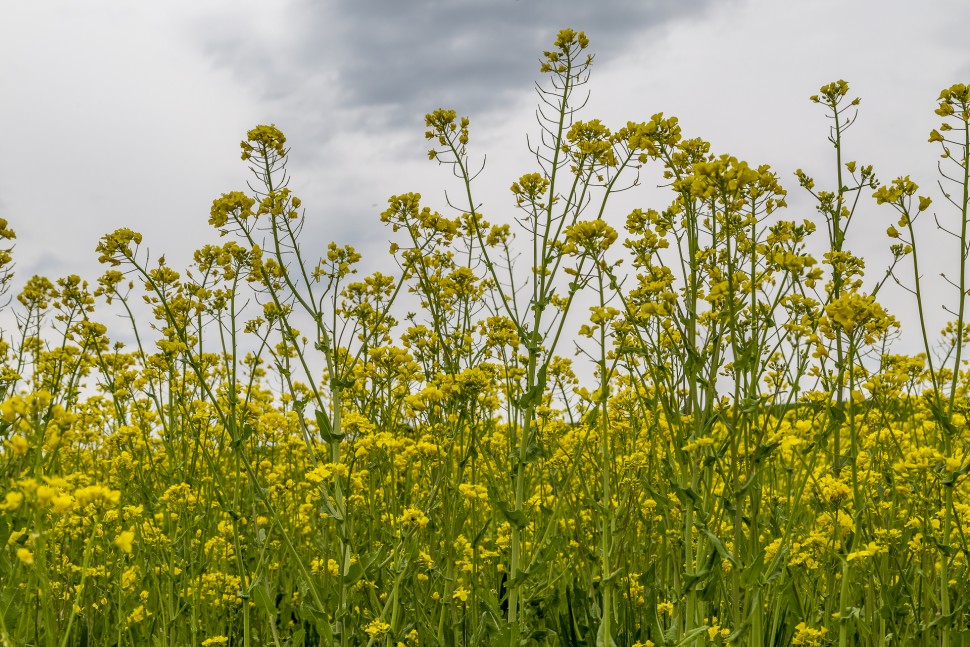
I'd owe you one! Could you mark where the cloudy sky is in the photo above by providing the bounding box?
[2,0,969,353]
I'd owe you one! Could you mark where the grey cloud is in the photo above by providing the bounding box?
[189,0,722,140]
[179,0,729,262]
[321,0,709,124]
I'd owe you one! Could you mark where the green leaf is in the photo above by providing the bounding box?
[488,486,529,529]
[675,625,712,646]
[298,605,334,643]
[527,628,556,643]
[472,518,491,546]
[602,567,624,584]
[321,496,344,522]
[315,409,344,442]
[516,364,548,409]
[523,437,548,464]
[741,551,765,589]
[330,376,356,390]
[250,577,277,618]
[286,628,306,647]
[639,566,669,646]
[680,568,710,595]
[696,524,738,568]
[344,547,388,587]
[680,548,718,595]
[668,479,701,507]
[229,422,256,450]
[497,501,529,530]
[516,384,543,409]
[751,441,780,464]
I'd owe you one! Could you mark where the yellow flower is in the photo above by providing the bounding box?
[681,437,714,452]
[0,491,23,511]
[209,191,256,228]
[814,474,851,507]
[115,531,135,554]
[306,464,333,483]
[127,605,150,624]
[16,548,34,565]
[510,173,550,202]
[122,566,139,591]
[240,124,287,161]
[75,484,121,507]
[399,506,429,530]
[6,528,26,546]
[847,541,885,562]
[792,622,827,646]
[36,485,57,507]
[202,637,229,647]
[458,483,488,501]
[364,619,391,638]
[7,435,28,457]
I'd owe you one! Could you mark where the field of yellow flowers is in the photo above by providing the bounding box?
[2,29,970,647]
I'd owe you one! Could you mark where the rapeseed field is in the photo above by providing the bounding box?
[2,30,970,646]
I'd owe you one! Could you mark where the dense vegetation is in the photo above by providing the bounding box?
[2,29,970,647]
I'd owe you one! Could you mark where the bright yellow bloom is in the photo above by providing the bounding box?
[51,494,75,514]
[35,485,57,506]
[0,491,23,511]
[792,622,827,646]
[75,484,121,507]
[399,506,429,530]
[364,619,391,638]
[127,605,150,624]
[115,531,135,554]
[121,566,139,592]
[847,542,885,562]
[458,483,488,501]
[7,435,28,457]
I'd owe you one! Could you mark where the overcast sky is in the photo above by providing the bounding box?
[2,0,969,355]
